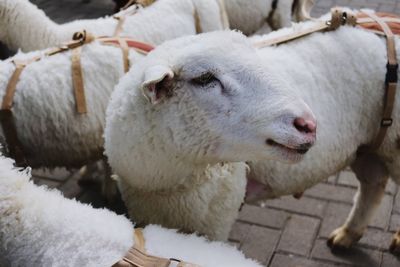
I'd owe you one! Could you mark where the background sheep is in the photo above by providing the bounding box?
[105,30,317,241]
[0,154,263,267]
[248,13,400,252]
[0,0,227,52]
[112,0,316,35]
[225,0,315,35]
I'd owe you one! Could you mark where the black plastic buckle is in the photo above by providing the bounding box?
[385,62,398,84]
[381,118,393,127]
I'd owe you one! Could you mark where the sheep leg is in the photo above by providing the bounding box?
[102,159,119,204]
[327,153,389,249]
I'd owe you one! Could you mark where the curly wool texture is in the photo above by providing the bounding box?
[249,13,400,196]
[0,0,227,52]
[0,154,262,267]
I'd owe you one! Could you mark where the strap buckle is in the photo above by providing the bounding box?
[381,118,393,127]
[385,62,398,84]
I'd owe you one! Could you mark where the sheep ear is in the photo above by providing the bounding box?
[141,65,175,105]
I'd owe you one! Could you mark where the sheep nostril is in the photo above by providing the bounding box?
[293,117,316,134]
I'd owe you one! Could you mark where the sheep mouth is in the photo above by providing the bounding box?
[266,139,311,155]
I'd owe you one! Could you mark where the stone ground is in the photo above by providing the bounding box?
[4,0,400,266]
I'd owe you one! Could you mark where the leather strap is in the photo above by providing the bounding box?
[114,15,126,37]
[2,62,26,110]
[0,109,25,166]
[359,11,398,152]
[112,228,201,267]
[0,31,154,164]
[254,7,356,48]
[71,47,87,114]
[115,37,130,73]
[70,31,95,114]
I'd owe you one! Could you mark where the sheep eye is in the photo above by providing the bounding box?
[190,72,219,86]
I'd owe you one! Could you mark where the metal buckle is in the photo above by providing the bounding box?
[381,118,393,127]
[385,62,398,84]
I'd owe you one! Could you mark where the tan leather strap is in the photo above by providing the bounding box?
[359,11,398,152]
[254,7,357,48]
[0,109,26,166]
[69,31,95,114]
[71,47,87,114]
[2,62,26,110]
[112,229,201,267]
[114,15,126,37]
[1,59,39,166]
[133,228,145,251]
[116,37,130,73]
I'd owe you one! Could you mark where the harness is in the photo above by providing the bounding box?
[112,228,201,267]
[0,31,154,166]
[254,7,400,153]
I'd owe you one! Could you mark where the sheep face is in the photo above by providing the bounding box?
[105,31,316,189]
[140,32,316,164]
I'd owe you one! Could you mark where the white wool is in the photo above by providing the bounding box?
[248,14,400,195]
[0,42,134,167]
[0,0,307,52]
[0,154,262,266]
[0,0,226,52]
[225,0,308,35]
[105,30,315,241]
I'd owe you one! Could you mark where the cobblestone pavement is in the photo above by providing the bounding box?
[10,0,400,266]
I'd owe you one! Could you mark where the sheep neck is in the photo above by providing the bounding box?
[122,156,225,195]
[0,0,59,51]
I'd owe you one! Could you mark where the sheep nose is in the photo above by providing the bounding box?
[293,116,316,135]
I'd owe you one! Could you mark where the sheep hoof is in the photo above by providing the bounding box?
[389,231,400,254]
[327,226,362,250]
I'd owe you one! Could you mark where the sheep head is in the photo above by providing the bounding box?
[105,31,316,190]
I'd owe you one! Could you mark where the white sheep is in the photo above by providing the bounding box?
[248,12,400,252]
[110,0,315,35]
[0,0,229,171]
[0,154,263,267]
[0,0,227,52]
[224,0,315,35]
[0,0,314,53]
[104,30,317,241]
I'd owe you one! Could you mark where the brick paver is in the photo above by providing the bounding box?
[4,0,400,266]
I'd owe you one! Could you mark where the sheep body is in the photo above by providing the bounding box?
[0,0,226,52]
[0,154,262,267]
[0,42,134,167]
[249,14,400,248]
